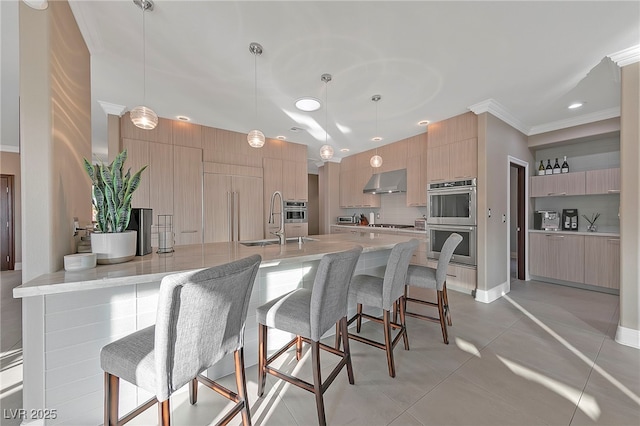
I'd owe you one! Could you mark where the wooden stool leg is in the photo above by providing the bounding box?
[437,290,449,345]
[158,399,170,426]
[399,296,409,350]
[356,303,363,333]
[311,341,326,426]
[443,283,452,326]
[383,310,396,378]
[296,335,303,360]
[334,322,341,350]
[104,372,119,426]
[257,324,268,397]
[340,317,355,384]
[189,378,198,405]
[234,348,252,426]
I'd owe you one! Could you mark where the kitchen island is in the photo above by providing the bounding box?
[14,232,421,425]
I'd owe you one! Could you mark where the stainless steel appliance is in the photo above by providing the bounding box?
[126,208,152,256]
[533,210,560,231]
[414,218,427,231]
[427,225,477,266]
[427,178,477,225]
[363,169,407,194]
[562,209,579,231]
[284,200,307,223]
[337,215,358,224]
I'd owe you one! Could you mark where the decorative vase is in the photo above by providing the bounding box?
[587,224,598,232]
[91,231,137,264]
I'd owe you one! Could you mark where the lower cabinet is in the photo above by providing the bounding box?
[285,222,308,238]
[425,259,477,293]
[584,236,620,289]
[529,232,619,290]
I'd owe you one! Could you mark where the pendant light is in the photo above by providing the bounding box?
[130,0,158,130]
[370,94,383,168]
[247,42,265,148]
[319,73,334,161]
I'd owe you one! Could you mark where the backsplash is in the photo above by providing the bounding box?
[342,192,426,225]
[534,194,620,233]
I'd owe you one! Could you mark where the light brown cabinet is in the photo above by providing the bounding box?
[425,259,476,293]
[173,146,203,245]
[285,222,308,238]
[282,160,308,201]
[426,137,477,183]
[339,155,380,208]
[123,138,150,209]
[406,134,428,206]
[529,233,585,283]
[584,236,620,289]
[585,168,620,195]
[529,172,586,197]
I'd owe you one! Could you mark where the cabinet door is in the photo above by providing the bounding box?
[426,145,449,183]
[585,168,620,194]
[585,236,620,289]
[295,161,308,201]
[233,175,264,241]
[149,142,173,217]
[285,222,308,238]
[123,139,150,209]
[529,233,584,282]
[530,175,555,197]
[339,169,355,208]
[449,138,477,179]
[556,172,585,196]
[173,146,203,245]
[406,135,426,206]
[203,173,231,243]
[282,159,297,201]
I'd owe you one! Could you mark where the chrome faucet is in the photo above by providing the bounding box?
[268,191,286,245]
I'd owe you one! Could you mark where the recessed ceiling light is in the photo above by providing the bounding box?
[277,135,286,140]
[295,97,321,112]
[176,115,190,121]
[372,136,382,142]
[290,127,303,132]
[568,102,584,109]
[340,148,350,152]
[418,120,429,126]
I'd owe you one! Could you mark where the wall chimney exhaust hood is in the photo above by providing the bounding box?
[363,169,407,194]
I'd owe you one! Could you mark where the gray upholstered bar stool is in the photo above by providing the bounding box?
[100,255,261,426]
[343,239,419,378]
[404,233,462,344]
[256,246,362,426]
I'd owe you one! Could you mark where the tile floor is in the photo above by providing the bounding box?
[1,269,639,425]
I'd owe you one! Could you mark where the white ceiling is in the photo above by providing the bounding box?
[65,1,639,166]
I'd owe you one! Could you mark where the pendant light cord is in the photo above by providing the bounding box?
[142,5,147,104]
[325,79,328,144]
[254,52,258,124]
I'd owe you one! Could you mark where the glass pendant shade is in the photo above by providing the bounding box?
[247,129,265,148]
[320,144,334,160]
[370,154,383,168]
[130,105,158,130]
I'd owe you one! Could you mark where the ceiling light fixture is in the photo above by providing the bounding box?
[568,102,584,109]
[277,135,287,140]
[247,42,265,148]
[130,0,158,130]
[176,115,190,121]
[319,73,334,161]
[370,94,383,168]
[295,97,321,112]
[340,148,350,153]
[418,120,430,126]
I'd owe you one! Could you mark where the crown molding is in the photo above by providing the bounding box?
[22,0,48,10]
[608,45,640,67]
[98,101,127,117]
[468,99,529,135]
[0,145,20,153]
[528,107,621,136]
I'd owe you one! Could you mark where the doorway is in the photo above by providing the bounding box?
[508,162,526,281]
[1,175,15,271]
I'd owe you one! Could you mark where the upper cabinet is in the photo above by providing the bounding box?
[426,112,478,183]
[530,168,620,197]
[121,112,172,144]
[406,133,428,206]
[585,168,620,194]
[339,154,380,208]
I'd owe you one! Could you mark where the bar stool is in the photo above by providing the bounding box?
[256,246,362,426]
[100,255,261,426]
[404,233,462,344]
[343,239,418,378]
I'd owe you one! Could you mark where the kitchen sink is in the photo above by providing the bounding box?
[240,237,317,247]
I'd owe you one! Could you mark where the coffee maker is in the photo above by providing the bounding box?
[534,210,560,231]
[562,209,579,231]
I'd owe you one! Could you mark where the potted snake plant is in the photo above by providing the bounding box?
[83,149,147,264]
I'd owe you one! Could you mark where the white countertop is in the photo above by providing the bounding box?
[331,224,427,234]
[528,229,620,237]
[14,232,424,298]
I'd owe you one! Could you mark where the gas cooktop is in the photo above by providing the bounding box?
[367,224,414,229]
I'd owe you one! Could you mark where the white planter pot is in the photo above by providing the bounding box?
[91,231,137,265]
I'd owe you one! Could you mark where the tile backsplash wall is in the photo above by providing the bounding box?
[535,194,620,233]
[343,192,426,225]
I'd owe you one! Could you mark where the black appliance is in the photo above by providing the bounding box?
[127,208,152,256]
[562,209,579,231]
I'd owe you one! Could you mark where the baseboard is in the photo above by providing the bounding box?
[15,262,22,270]
[615,325,640,349]
[475,281,509,304]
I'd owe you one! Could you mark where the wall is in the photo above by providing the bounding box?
[0,152,21,266]
[1,0,20,153]
[618,61,640,347]
[509,166,517,255]
[19,0,92,417]
[307,173,319,235]
[343,193,426,225]
[477,113,533,302]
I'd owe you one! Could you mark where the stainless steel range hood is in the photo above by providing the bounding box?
[363,169,407,194]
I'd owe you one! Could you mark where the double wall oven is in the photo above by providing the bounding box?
[427,179,477,266]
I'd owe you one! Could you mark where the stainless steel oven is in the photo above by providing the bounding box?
[427,225,477,266]
[427,178,476,225]
[284,200,307,223]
